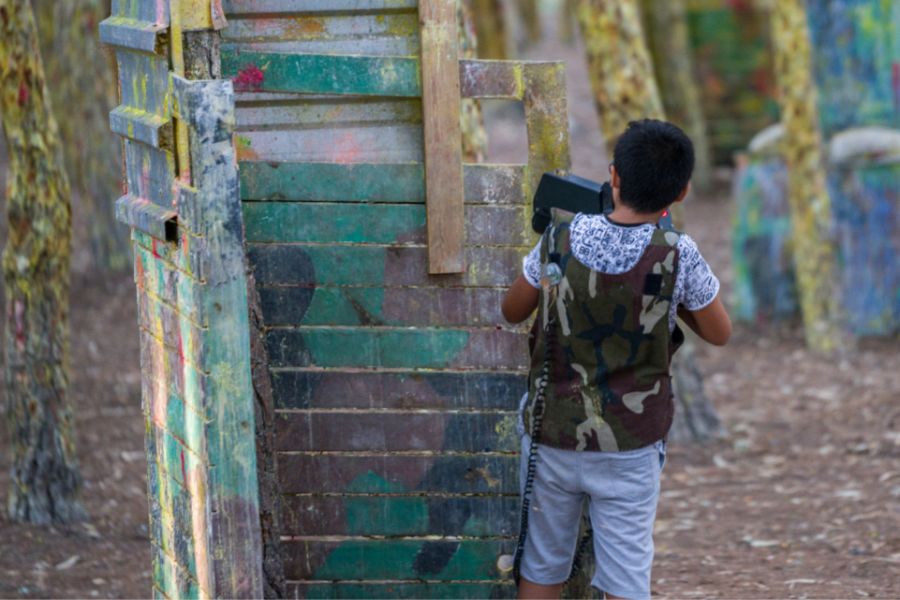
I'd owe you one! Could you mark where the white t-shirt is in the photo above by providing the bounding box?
[522,213,720,332]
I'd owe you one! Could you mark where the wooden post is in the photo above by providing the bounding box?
[420,0,466,274]
[770,0,845,352]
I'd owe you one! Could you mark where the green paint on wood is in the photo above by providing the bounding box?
[293,582,513,599]
[270,328,471,368]
[221,49,421,97]
[243,203,425,244]
[309,540,506,580]
[303,288,386,326]
[240,162,425,203]
[344,472,428,536]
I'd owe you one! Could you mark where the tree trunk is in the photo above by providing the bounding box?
[459,0,488,162]
[769,0,845,353]
[32,0,129,271]
[575,0,663,149]
[641,0,713,190]
[559,0,578,44]
[470,0,508,59]
[1,0,84,524]
[516,0,541,45]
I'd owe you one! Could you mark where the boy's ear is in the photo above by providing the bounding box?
[673,182,691,204]
[610,165,621,190]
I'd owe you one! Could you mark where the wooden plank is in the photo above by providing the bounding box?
[242,203,528,245]
[109,106,172,149]
[283,539,513,581]
[281,495,520,537]
[278,454,519,494]
[419,0,465,273]
[265,327,528,369]
[285,582,515,599]
[221,49,420,96]
[234,124,423,163]
[270,371,526,411]
[274,412,516,452]
[239,162,526,204]
[247,244,524,288]
[257,286,509,327]
[99,16,167,54]
[115,195,177,242]
[222,0,419,13]
[234,99,422,129]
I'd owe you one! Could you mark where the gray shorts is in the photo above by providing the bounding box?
[518,434,665,599]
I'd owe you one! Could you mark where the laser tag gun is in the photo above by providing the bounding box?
[531,172,673,233]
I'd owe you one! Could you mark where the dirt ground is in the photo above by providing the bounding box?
[1,8,899,599]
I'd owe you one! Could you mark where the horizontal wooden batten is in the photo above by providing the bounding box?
[279,453,518,494]
[235,124,423,163]
[221,48,548,101]
[239,162,526,205]
[282,539,513,581]
[222,0,419,13]
[242,203,528,245]
[247,244,523,288]
[109,106,172,149]
[271,370,526,411]
[275,411,515,453]
[221,50,420,96]
[234,99,422,129]
[99,16,167,54]
[257,286,509,327]
[284,582,515,599]
[116,195,177,242]
[281,495,520,537]
[265,327,527,370]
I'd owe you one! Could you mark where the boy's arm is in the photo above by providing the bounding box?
[502,275,540,324]
[677,293,731,346]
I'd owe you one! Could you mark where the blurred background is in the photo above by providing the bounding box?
[0,0,898,597]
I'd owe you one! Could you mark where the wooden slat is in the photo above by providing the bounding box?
[281,495,520,537]
[239,162,527,204]
[223,0,419,13]
[234,124,423,163]
[256,286,509,327]
[221,49,420,96]
[419,0,465,273]
[283,539,513,581]
[265,327,527,370]
[285,582,515,599]
[274,412,515,452]
[242,203,528,245]
[278,454,519,494]
[246,244,523,288]
[270,371,526,411]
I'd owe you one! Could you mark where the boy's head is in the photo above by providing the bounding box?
[610,119,695,214]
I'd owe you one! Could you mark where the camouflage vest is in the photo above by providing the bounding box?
[524,214,685,451]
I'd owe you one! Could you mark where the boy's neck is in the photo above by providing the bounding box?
[607,203,666,226]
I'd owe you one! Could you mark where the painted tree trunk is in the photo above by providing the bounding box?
[459,0,488,162]
[641,0,713,190]
[516,0,541,45]
[32,0,129,271]
[575,0,663,149]
[769,0,845,353]
[559,0,578,44]
[470,0,508,59]
[1,0,84,524]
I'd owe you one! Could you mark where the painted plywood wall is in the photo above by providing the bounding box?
[219,1,551,596]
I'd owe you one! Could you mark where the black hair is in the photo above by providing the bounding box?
[612,119,695,213]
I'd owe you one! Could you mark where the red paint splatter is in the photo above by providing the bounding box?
[180,450,187,483]
[151,238,161,259]
[17,82,28,106]
[176,329,185,365]
[233,65,264,92]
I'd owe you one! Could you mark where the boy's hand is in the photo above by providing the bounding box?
[502,275,539,324]
[677,293,732,346]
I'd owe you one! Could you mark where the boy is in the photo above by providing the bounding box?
[502,119,731,600]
